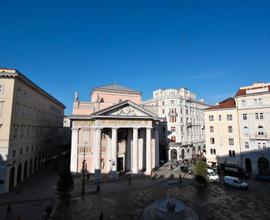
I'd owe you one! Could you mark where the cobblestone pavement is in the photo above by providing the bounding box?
[0,154,69,220]
[52,168,270,220]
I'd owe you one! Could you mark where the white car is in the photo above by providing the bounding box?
[207,168,219,182]
[224,176,248,190]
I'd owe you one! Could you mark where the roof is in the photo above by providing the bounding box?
[235,85,270,97]
[0,68,65,108]
[92,84,140,94]
[206,98,236,110]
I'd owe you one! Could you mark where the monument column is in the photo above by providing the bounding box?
[145,127,152,175]
[132,128,138,174]
[70,128,79,173]
[93,128,101,182]
[110,127,119,179]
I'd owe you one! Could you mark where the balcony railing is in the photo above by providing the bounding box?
[168,112,178,117]
[249,132,270,140]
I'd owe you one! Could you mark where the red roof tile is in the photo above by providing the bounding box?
[206,98,236,110]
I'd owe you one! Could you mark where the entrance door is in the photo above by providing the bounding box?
[258,157,269,175]
[117,158,124,173]
[170,149,177,163]
[9,167,15,190]
[245,158,252,173]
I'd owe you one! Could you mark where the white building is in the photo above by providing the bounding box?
[143,88,209,162]
[205,82,270,176]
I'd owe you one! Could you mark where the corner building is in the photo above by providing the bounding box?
[0,68,65,193]
[143,88,208,162]
[70,84,160,181]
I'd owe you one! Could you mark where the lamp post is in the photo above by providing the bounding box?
[81,146,86,196]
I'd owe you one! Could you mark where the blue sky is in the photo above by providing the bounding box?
[1,0,270,114]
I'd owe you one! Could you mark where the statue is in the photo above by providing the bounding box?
[74,91,79,101]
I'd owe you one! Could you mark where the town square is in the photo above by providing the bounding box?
[0,1,270,220]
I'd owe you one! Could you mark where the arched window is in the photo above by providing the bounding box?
[258,126,264,136]
[100,97,104,103]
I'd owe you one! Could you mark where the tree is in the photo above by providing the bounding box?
[195,158,207,183]
[55,166,74,203]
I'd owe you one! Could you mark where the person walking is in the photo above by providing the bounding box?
[6,204,11,218]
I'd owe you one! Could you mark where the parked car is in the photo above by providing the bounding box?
[224,176,248,190]
[207,168,219,182]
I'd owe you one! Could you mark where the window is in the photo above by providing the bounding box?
[15,103,20,117]
[218,115,222,121]
[0,83,4,94]
[255,113,259,120]
[209,115,214,121]
[169,117,176,123]
[31,145,34,151]
[210,138,215,144]
[245,142,249,149]
[13,124,18,139]
[12,150,16,157]
[228,126,233,133]
[243,114,247,120]
[20,148,23,155]
[162,109,165,114]
[258,126,264,136]
[258,98,262,105]
[171,127,176,132]
[227,114,232,121]
[258,143,261,149]
[0,101,3,117]
[210,148,216,155]
[260,113,264,119]
[229,138,234,146]
[229,150,235,157]
[171,136,176,142]
[170,100,175,104]
[241,100,246,106]
[17,88,22,96]
[162,101,165,106]
[254,98,258,105]
[210,126,214,133]
[181,126,183,132]
[26,146,29,153]
[263,143,266,150]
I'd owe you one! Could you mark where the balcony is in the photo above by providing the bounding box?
[249,132,270,141]
[168,112,178,117]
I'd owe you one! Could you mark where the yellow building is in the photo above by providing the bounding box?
[0,68,65,193]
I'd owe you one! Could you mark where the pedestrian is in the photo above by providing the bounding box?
[6,204,11,218]
[96,185,100,192]
[128,177,131,185]
[99,212,103,220]
[179,173,182,183]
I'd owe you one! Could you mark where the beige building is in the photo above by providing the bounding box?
[70,84,160,181]
[0,68,65,193]
[204,98,240,166]
[205,82,270,176]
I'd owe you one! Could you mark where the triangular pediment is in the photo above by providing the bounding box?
[92,101,157,119]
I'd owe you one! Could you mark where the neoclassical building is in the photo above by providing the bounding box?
[0,68,65,193]
[205,82,270,176]
[70,84,160,181]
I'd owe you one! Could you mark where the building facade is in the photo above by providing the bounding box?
[205,82,270,176]
[70,84,160,181]
[143,88,208,162]
[0,68,65,193]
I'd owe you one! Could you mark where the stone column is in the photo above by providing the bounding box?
[126,129,132,171]
[145,127,152,175]
[93,128,101,182]
[138,129,144,171]
[70,128,79,173]
[132,128,138,174]
[110,127,119,180]
[155,128,160,168]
